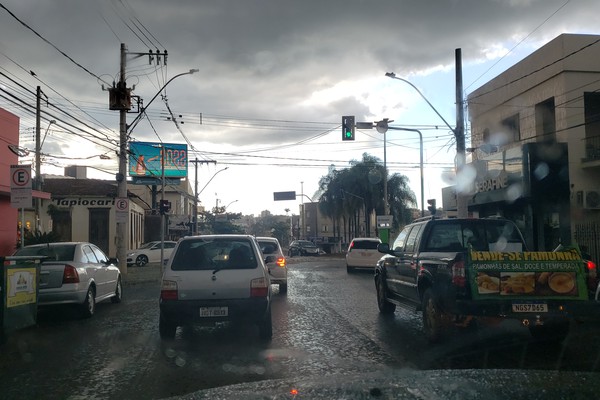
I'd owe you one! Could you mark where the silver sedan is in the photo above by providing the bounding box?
[10,242,122,317]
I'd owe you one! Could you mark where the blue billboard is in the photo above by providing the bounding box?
[128,141,188,178]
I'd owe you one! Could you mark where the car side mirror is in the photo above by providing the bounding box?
[377,243,390,254]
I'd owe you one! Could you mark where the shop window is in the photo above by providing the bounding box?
[535,97,556,143]
[501,114,520,144]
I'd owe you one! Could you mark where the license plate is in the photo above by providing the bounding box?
[199,307,228,317]
[512,303,548,313]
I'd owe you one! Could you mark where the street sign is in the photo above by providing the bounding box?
[273,191,296,201]
[377,215,393,228]
[10,165,32,209]
[115,197,128,223]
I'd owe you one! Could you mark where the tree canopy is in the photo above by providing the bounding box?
[317,153,416,240]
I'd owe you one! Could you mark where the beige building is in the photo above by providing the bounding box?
[457,33,600,259]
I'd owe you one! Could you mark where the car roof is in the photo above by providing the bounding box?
[256,237,280,242]
[351,237,381,241]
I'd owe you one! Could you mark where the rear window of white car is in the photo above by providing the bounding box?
[258,240,280,255]
[171,238,258,271]
[351,240,380,250]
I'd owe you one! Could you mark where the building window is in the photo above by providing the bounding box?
[501,114,520,144]
[535,97,556,143]
[321,225,328,233]
[584,92,600,138]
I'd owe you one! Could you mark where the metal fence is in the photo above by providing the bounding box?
[574,221,600,263]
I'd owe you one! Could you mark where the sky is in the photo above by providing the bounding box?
[1,0,599,217]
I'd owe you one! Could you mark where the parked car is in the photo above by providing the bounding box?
[10,242,122,318]
[257,237,288,293]
[159,234,272,340]
[288,240,319,257]
[345,237,382,272]
[127,241,177,266]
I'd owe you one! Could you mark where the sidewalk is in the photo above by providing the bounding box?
[123,263,162,285]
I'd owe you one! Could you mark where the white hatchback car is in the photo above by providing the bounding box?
[257,237,287,294]
[345,237,382,272]
[159,234,272,340]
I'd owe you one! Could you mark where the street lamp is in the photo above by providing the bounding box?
[376,119,425,217]
[127,69,199,134]
[198,167,229,197]
[385,71,466,217]
[224,199,238,210]
[116,68,199,275]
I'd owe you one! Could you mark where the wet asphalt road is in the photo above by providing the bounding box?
[1,257,600,399]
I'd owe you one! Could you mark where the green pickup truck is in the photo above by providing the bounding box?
[375,217,599,343]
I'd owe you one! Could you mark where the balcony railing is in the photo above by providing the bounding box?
[583,135,600,162]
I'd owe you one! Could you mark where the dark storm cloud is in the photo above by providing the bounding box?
[1,0,599,148]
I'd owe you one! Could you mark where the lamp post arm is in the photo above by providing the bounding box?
[127,69,199,134]
[385,72,455,135]
[198,167,229,197]
[385,126,424,217]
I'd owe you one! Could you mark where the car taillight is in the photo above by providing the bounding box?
[250,277,269,297]
[160,280,178,300]
[451,259,466,287]
[62,265,80,284]
[586,260,597,291]
[276,257,286,268]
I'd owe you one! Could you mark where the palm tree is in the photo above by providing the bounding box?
[318,153,416,238]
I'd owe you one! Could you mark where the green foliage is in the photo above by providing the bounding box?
[198,211,245,234]
[23,230,61,246]
[317,153,417,239]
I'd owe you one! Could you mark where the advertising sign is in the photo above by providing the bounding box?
[469,248,587,300]
[6,267,37,308]
[128,142,188,178]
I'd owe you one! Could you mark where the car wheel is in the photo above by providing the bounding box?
[376,274,395,314]
[136,255,149,267]
[111,277,122,304]
[159,314,177,339]
[279,283,288,294]
[258,308,273,341]
[422,288,448,343]
[529,320,570,343]
[81,286,96,318]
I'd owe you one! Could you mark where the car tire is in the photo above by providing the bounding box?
[81,286,96,318]
[376,274,396,314]
[279,283,288,294]
[422,288,448,343]
[258,308,273,341]
[136,255,149,267]
[529,320,570,343]
[111,277,122,304]
[159,314,177,339]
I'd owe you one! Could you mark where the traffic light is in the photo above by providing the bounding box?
[342,115,355,141]
[427,199,437,215]
[159,199,171,214]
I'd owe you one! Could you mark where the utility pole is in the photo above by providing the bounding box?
[455,48,467,218]
[190,158,216,235]
[114,43,130,275]
[35,86,41,231]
